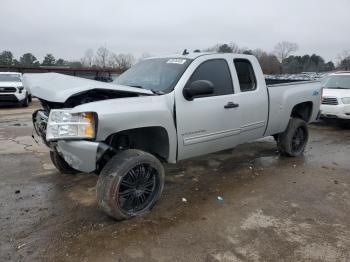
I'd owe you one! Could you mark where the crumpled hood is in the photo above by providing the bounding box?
[22,73,153,103]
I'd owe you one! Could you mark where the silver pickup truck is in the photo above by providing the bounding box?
[25,52,321,220]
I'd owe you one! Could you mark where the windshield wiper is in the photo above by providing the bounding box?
[128,85,144,89]
[126,85,164,95]
[151,89,165,95]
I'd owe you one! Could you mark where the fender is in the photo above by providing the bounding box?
[70,93,178,163]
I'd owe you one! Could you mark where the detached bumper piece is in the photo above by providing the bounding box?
[57,141,110,173]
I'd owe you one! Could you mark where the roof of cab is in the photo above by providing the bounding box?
[149,52,212,60]
[147,51,253,60]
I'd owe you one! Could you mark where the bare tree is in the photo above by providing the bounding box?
[140,52,151,61]
[336,50,350,70]
[112,53,135,70]
[82,49,94,67]
[205,42,241,53]
[274,41,298,63]
[251,48,265,59]
[95,46,110,68]
[259,53,281,74]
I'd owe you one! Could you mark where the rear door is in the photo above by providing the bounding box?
[230,57,269,142]
[174,56,242,160]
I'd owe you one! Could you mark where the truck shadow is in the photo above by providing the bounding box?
[312,119,350,130]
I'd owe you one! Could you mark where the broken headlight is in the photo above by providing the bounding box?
[46,110,96,141]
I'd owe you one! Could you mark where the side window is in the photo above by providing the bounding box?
[188,59,234,97]
[234,59,257,92]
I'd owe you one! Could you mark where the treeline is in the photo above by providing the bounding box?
[0,51,83,68]
[203,41,349,74]
[0,42,349,74]
[0,47,136,70]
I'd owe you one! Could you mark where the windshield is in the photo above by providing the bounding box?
[116,58,192,93]
[320,74,330,86]
[324,75,350,89]
[0,74,21,82]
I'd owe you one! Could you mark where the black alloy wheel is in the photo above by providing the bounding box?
[277,117,309,157]
[291,126,307,153]
[96,149,165,221]
[118,163,159,214]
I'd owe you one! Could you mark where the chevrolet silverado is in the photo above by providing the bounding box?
[24,52,322,220]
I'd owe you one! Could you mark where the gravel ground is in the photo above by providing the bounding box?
[0,100,350,262]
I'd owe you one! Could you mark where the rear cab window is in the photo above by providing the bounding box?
[187,59,234,98]
[234,59,257,92]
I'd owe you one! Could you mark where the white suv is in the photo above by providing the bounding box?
[320,72,350,121]
[0,72,31,107]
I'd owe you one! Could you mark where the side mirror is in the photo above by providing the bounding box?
[183,80,214,101]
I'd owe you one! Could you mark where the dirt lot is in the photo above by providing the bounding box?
[0,100,350,262]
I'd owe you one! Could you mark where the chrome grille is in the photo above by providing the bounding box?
[0,87,16,93]
[322,97,338,105]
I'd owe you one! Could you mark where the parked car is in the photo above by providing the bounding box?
[320,72,350,123]
[0,72,31,107]
[25,52,321,220]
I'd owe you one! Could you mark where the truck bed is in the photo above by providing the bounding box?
[264,81,321,136]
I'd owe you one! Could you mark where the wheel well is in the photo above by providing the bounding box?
[105,126,170,160]
[95,126,170,174]
[291,102,313,122]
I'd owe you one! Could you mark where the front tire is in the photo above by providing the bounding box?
[277,118,309,157]
[50,150,79,174]
[96,149,165,221]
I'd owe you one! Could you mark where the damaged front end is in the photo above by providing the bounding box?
[27,73,154,173]
[32,99,114,173]
[32,87,145,146]
[32,109,49,146]
[28,72,153,145]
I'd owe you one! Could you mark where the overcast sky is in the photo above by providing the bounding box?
[1,0,349,62]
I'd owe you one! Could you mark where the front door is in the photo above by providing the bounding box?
[174,57,242,160]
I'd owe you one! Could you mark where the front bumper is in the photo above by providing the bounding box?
[320,104,350,120]
[33,109,109,173]
[56,141,102,173]
[0,92,26,105]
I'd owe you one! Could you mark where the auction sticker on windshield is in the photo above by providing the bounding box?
[166,59,187,64]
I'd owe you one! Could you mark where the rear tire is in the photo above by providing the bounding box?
[50,150,79,174]
[96,149,165,221]
[277,118,309,157]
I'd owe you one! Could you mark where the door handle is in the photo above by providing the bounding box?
[224,102,239,109]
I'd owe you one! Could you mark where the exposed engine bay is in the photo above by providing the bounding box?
[24,72,155,151]
[39,89,141,110]
[32,89,146,146]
